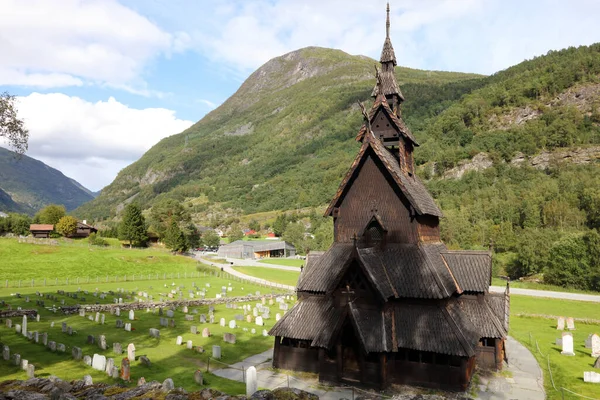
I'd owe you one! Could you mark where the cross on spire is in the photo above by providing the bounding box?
[342,284,355,304]
[386,2,390,38]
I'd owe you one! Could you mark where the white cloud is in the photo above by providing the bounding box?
[15,93,194,191]
[0,0,188,90]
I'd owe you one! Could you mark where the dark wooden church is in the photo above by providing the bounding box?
[269,4,510,391]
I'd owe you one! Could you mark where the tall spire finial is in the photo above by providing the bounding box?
[386,2,390,38]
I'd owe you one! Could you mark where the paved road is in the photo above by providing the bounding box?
[490,286,600,303]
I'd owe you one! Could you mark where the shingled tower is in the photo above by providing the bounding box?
[270,4,509,391]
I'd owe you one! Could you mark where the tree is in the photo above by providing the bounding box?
[272,214,288,237]
[544,234,590,289]
[164,220,188,253]
[55,216,78,237]
[282,222,306,254]
[227,223,244,243]
[35,204,66,225]
[202,230,221,248]
[248,219,260,232]
[1,92,29,155]
[118,203,148,248]
[148,199,191,240]
[183,223,201,249]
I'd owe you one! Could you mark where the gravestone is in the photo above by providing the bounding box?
[105,358,115,376]
[12,353,20,366]
[22,315,27,337]
[209,315,214,324]
[21,359,28,371]
[166,310,174,318]
[187,340,193,350]
[176,336,183,345]
[116,320,124,328]
[62,322,67,333]
[583,371,600,383]
[99,335,107,350]
[246,315,252,323]
[72,347,83,360]
[5,319,11,328]
[185,315,194,321]
[111,366,119,378]
[121,358,130,381]
[137,377,146,386]
[113,343,123,354]
[592,334,600,358]
[253,308,258,317]
[202,328,210,338]
[48,341,57,352]
[115,307,120,317]
[129,310,135,320]
[191,326,198,334]
[228,320,236,329]
[92,354,107,371]
[149,328,160,338]
[594,357,600,369]
[194,370,203,385]
[67,327,73,336]
[83,375,93,386]
[235,314,243,321]
[220,318,226,327]
[262,329,268,337]
[42,332,48,346]
[276,313,281,321]
[100,314,105,325]
[169,319,176,328]
[160,317,167,327]
[561,332,575,356]
[182,306,188,313]
[586,334,594,348]
[26,364,35,378]
[566,317,575,330]
[200,314,206,323]
[212,345,221,359]
[125,323,131,331]
[557,316,565,330]
[246,366,257,396]
[251,328,256,334]
[83,355,92,366]
[162,378,174,393]
[555,338,562,346]
[57,343,66,353]
[34,332,39,343]
[140,355,151,366]
[224,333,236,344]
[127,343,135,361]
[255,316,264,326]
[87,335,95,344]
[15,324,21,333]
[95,312,100,323]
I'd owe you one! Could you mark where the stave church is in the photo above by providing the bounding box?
[269,3,510,391]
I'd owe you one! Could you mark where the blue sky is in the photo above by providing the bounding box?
[1,0,599,191]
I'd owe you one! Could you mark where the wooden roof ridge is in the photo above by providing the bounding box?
[357,93,416,144]
[348,303,370,354]
[439,250,464,295]
[481,296,508,336]
[325,133,441,218]
[356,247,398,300]
[419,243,454,298]
[439,302,477,357]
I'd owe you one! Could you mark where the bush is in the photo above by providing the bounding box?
[88,232,109,247]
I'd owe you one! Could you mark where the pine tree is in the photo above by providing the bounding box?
[118,203,148,248]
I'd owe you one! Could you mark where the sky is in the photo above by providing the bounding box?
[1,0,600,192]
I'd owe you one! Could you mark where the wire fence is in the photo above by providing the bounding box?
[529,332,599,400]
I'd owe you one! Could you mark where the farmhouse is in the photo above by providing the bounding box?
[29,224,54,238]
[71,220,98,238]
[218,240,296,259]
[269,4,509,391]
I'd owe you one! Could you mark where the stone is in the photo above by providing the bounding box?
[92,354,107,371]
[95,312,100,323]
[129,310,135,320]
[116,319,124,328]
[592,334,600,358]
[561,332,575,356]
[5,319,11,328]
[100,314,105,325]
[191,325,198,334]
[251,328,256,334]
[176,336,183,345]
[48,341,57,352]
[220,318,226,327]
[83,374,93,386]
[246,315,252,323]
[185,315,194,321]
[57,343,66,353]
[137,377,146,386]
[200,314,207,323]
[567,317,575,330]
[15,324,21,333]
[276,313,281,321]
[162,378,174,393]
[262,329,268,337]
[127,343,136,361]
[224,333,236,344]
[583,371,600,383]
[594,356,600,369]
[255,316,264,326]
[235,314,243,321]
[202,328,210,338]
[149,328,160,338]
[99,335,107,350]
[72,346,83,360]
[187,340,193,349]
[83,355,92,366]
[21,359,28,370]
[557,316,565,330]
[182,305,188,313]
[26,363,35,378]
[22,315,28,337]
[87,335,95,344]
[555,338,562,346]
[229,320,236,329]
[209,315,215,324]
[246,366,258,396]
[111,366,119,379]
[586,333,594,348]
[13,353,20,366]
[121,358,131,381]
[166,310,174,318]
[42,332,48,346]
[125,323,131,331]
[67,327,73,336]
[105,358,115,376]
[113,342,123,354]
[212,345,221,359]
[115,307,120,317]
[62,322,67,333]
[194,370,203,385]
[139,355,151,366]
[169,319,176,328]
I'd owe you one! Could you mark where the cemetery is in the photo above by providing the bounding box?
[0,265,293,394]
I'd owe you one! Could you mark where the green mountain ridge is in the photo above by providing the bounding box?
[0,147,95,214]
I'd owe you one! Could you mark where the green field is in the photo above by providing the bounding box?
[0,238,292,394]
[258,259,304,268]
[232,266,300,287]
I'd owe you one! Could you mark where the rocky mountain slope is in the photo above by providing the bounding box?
[0,147,95,214]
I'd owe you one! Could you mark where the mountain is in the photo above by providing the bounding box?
[74,46,483,220]
[0,147,95,214]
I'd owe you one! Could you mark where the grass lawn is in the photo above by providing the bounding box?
[509,295,600,400]
[0,237,198,286]
[258,259,304,268]
[0,238,293,394]
[232,267,300,287]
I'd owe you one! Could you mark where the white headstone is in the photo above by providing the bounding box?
[22,315,27,337]
[187,340,193,349]
[276,313,281,321]
[92,354,107,371]
[561,332,575,356]
[591,334,600,358]
[176,336,183,345]
[566,317,575,330]
[246,366,258,396]
[228,320,236,329]
[129,310,135,320]
[262,329,268,337]
[255,316,263,326]
[583,371,600,383]
[125,323,131,331]
[212,345,221,359]
[557,316,565,330]
[220,318,226,327]
[127,343,135,360]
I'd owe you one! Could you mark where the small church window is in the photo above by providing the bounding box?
[366,220,385,242]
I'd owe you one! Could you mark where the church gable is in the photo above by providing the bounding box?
[372,108,400,146]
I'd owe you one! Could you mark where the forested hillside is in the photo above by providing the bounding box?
[75,44,600,290]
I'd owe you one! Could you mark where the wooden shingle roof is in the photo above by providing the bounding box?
[441,251,492,293]
[457,296,507,339]
[357,94,414,143]
[297,243,354,293]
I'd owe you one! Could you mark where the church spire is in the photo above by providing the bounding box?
[386,2,390,39]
